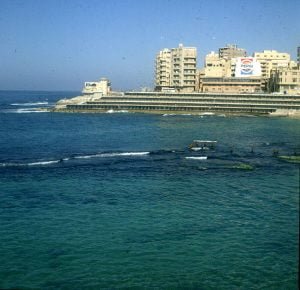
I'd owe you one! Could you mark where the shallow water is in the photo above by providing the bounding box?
[0,91,299,289]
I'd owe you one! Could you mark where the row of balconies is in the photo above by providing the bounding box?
[68,100,300,113]
[89,95,300,103]
[86,100,300,107]
[173,76,196,80]
[173,58,196,63]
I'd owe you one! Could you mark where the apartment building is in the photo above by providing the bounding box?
[269,63,300,94]
[297,46,300,68]
[198,45,262,93]
[155,44,197,93]
[155,49,171,89]
[253,50,290,79]
[203,51,231,78]
[219,44,246,60]
[203,44,247,78]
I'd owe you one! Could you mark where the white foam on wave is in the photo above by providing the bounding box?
[1,152,151,167]
[106,109,129,114]
[1,159,60,167]
[0,163,13,167]
[2,108,48,114]
[1,109,39,114]
[28,160,61,166]
[185,156,208,160]
[103,152,150,157]
[162,113,192,117]
[198,112,215,116]
[75,152,150,159]
[74,154,100,159]
[11,102,49,106]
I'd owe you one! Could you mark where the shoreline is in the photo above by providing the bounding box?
[50,107,300,118]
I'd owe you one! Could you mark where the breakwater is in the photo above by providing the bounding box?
[57,92,300,115]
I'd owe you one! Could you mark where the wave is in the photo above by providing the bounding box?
[1,159,61,167]
[74,152,150,159]
[11,102,49,106]
[28,160,61,166]
[106,109,129,114]
[1,152,151,167]
[198,112,215,116]
[185,156,208,160]
[162,113,192,117]
[7,108,48,113]
[150,149,177,155]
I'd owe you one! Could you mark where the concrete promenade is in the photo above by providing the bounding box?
[56,92,300,115]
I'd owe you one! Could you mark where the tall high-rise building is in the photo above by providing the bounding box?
[218,44,246,60]
[297,46,300,67]
[155,44,197,92]
[155,49,171,88]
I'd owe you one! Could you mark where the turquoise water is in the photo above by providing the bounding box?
[0,91,299,289]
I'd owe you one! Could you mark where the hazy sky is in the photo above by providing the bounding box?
[0,0,299,91]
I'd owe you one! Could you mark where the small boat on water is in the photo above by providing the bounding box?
[189,140,217,151]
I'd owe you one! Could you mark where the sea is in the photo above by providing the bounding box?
[0,90,299,289]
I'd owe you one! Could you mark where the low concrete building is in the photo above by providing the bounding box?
[200,77,263,94]
[55,78,112,110]
[82,78,111,97]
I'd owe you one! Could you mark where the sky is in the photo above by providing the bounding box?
[0,0,299,91]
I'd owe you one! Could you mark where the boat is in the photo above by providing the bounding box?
[189,140,217,151]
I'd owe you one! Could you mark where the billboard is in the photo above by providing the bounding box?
[235,57,261,77]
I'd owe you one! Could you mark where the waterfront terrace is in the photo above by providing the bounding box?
[61,92,300,115]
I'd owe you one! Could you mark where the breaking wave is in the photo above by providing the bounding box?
[198,112,215,116]
[1,108,48,113]
[1,160,61,167]
[11,102,49,106]
[28,160,61,166]
[106,109,130,114]
[15,108,48,113]
[162,113,192,117]
[74,152,150,159]
[0,152,150,167]
[185,156,208,160]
